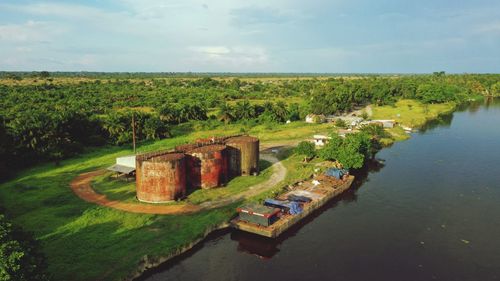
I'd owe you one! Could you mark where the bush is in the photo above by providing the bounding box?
[319,133,373,169]
[295,141,316,162]
[0,214,49,281]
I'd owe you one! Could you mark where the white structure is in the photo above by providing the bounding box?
[375,120,396,128]
[305,114,326,124]
[107,155,136,174]
[313,134,331,146]
[333,116,364,127]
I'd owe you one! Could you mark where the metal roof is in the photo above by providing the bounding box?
[107,164,136,174]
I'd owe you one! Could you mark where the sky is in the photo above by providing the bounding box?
[0,0,499,73]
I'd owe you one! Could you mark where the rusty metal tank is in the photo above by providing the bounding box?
[195,136,226,146]
[186,144,228,189]
[175,143,199,153]
[135,151,187,203]
[226,136,259,177]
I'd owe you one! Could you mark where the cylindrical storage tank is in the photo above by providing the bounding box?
[195,136,226,145]
[135,152,186,203]
[175,143,199,153]
[186,145,228,189]
[226,136,259,177]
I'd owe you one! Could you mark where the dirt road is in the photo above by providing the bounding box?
[70,153,286,215]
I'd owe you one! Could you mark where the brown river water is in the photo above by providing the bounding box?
[139,98,500,281]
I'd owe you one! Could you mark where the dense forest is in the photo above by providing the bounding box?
[1,73,499,179]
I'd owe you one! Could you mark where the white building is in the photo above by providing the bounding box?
[313,135,331,146]
[107,155,136,175]
[305,114,326,124]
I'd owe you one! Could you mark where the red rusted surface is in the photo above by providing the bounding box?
[195,136,226,145]
[186,144,228,189]
[226,136,259,176]
[174,143,199,153]
[136,152,186,203]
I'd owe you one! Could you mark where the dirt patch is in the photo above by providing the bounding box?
[69,153,286,215]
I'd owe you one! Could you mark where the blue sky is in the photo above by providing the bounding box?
[0,0,499,73]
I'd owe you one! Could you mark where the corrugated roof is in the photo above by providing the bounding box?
[107,164,136,174]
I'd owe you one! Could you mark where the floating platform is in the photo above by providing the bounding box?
[231,175,355,238]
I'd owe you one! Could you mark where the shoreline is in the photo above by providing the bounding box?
[125,222,230,281]
[123,101,464,281]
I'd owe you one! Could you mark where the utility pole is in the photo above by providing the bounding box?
[132,112,136,154]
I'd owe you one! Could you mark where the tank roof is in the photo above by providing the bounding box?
[188,144,226,153]
[175,143,198,152]
[226,135,259,143]
[150,153,185,161]
[137,151,184,162]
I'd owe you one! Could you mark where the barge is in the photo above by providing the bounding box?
[231,171,355,238]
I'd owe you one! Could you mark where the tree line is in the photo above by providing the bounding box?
[1,74,499,179]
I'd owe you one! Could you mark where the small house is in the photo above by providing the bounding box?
[313,134,331,146]
[237,204,281,226]
[107,155,136,177]
[372,119,396,128]
[305,114,326,124]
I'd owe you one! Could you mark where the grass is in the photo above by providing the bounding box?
[372,99,456,128]
[249,148,322,203]
[91,159,273,205]
[0,99,458,281]
[0,120,329,281]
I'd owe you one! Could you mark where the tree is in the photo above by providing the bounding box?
[39,71,50,78]
[491,82,500,97]
[287,103,300,121]
[272,101,289,123]
[143,116,170,140]
[334,119,348,128]
[159,104,179,124]
[0,214,49,281]
[217,103,234,124]
[234,100,256,120]
[319,133,372,169]
[295,141,316,162]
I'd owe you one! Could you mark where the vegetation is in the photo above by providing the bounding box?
[318,133,373,169]
[294,141,316,162]
[0,214,49,281]
[0,73,499,280]
[371,99,456,128]
[91,159,273,204]
[0,120,338,281]
[1,74,498,179]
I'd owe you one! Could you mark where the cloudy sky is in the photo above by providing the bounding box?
[0,0,499,73]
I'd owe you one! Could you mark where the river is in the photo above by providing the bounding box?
[139,98,500,281]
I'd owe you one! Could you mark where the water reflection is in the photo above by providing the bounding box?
[231,159,385,259]
[418,112,453,133]
[139,99,500,281]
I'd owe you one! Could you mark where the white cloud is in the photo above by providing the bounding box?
[187,45,269,70]
[0,20,65,43]
[475,21,500,35]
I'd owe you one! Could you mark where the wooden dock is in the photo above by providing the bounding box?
[231,175,355,238]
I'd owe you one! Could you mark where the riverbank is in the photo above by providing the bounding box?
[0,99,466,281]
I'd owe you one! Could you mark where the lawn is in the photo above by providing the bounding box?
[0,100,457,280]
[372,99,456,128]
[0,120,327,281]
[91,159,273,205]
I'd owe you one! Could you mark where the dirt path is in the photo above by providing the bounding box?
[70,153,286,215]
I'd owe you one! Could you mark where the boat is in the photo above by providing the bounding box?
[231,171,355,238]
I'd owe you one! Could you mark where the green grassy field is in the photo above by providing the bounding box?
[372,99,456,128]
[92,159,273,205]
[0,120,334,281]
[0,100,458,281]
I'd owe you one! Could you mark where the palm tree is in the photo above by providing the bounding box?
[272,101,289,122]
[235,100,255,120]
[159,104,179,124]
[217,103,234,124]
